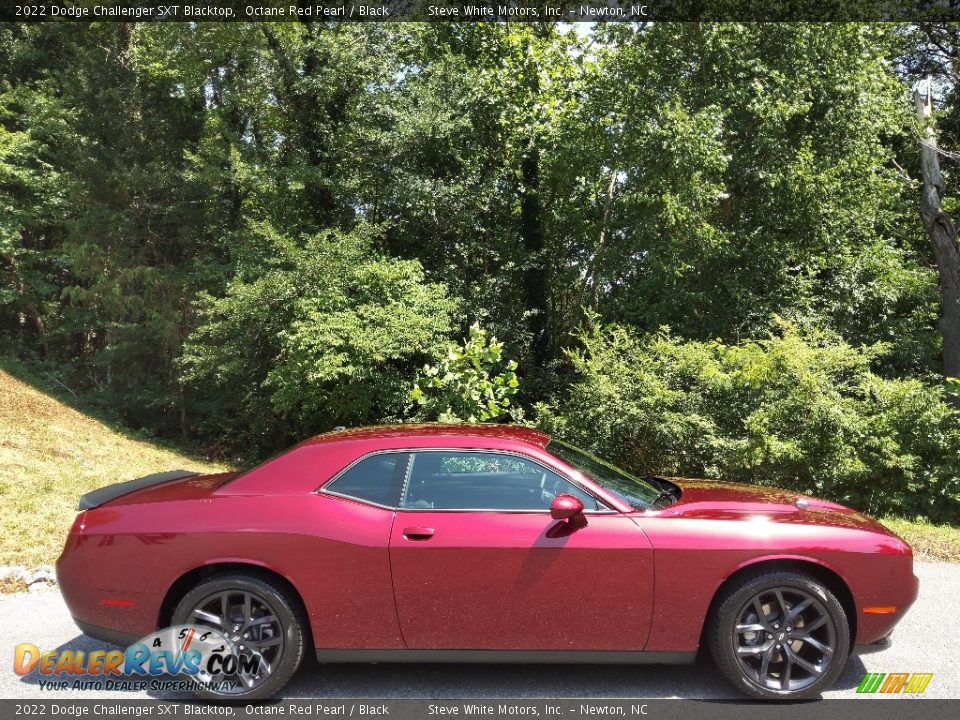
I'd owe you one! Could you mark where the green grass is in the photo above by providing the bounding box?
[881,517,960,564]
[0,365,228,568]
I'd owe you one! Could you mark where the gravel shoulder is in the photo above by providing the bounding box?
[1,562,955,700]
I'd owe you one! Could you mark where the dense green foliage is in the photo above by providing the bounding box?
[539,323,960,522]
[412,323,520,423]
[549,23,937,372]
[178,226,457,454]
[1,22,958,519]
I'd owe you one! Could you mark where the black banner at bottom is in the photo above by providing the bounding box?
[1,700,958,720]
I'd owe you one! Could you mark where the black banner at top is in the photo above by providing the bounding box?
[1,0,959,23]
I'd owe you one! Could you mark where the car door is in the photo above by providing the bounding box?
[388,449,654,651]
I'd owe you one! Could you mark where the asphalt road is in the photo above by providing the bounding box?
[1,561,956,700]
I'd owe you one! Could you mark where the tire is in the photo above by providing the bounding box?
[171,573,307,701]
[708,570,850,700]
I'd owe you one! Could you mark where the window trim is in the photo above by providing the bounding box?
[318,450,410,510]
[317,447,616,514]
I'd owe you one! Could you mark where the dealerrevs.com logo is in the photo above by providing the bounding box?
[13,625,262,693]
[856,672,934,695]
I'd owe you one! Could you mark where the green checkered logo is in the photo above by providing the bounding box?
[857,672,933,694]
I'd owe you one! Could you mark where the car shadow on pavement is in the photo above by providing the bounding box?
[17,633,116,687]
[16,635,869,701]
[16,634,195,700]
[280,652,869,700]
[832,655,869,691]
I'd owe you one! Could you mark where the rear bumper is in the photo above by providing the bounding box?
[73,619,139,648]
[57,526,157,641]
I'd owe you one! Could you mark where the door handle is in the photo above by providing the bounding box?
[402,526,435,540]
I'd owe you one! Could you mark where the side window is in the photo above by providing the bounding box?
[325,453,407,506]
[402,451,603,511]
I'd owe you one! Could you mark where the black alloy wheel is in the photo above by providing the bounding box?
[709,571,850,700]
[171,573,306,700]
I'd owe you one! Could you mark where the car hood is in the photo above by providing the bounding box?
[652,477,898,535]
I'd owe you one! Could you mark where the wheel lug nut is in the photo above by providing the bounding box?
[767,633,773,639]
[776,644,781,649]
[234,625,240,631]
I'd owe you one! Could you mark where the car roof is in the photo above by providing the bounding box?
[302,423,550,449]
[219,424,554,497]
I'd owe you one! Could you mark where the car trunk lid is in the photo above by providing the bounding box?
[78,471,237,509]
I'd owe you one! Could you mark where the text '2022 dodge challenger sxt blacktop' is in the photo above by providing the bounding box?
[56,424,918,701]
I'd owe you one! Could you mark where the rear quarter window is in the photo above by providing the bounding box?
[324,453,408,507]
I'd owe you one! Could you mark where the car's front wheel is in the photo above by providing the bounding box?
[708,570,850,700]
[171,573,307,700]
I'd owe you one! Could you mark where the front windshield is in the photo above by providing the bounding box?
[546,440,660,509]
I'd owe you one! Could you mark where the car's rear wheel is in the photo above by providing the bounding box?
[171,573,306,700]
[708,570,850,700]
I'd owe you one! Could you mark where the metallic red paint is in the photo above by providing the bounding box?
[549,493,585,520]
[57,424,917,661]
[388,508,653,650]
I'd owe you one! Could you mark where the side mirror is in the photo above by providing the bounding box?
[550,493,585,521]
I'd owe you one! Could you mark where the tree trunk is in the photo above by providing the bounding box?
[3,252,47,357]
[519,145,549,365]
[587,167,619,311]
[914,90,960,379]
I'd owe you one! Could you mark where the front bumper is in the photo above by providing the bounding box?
[857,570,919,645]
[852,634,892,655]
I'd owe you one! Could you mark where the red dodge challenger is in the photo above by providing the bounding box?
[56,424,917,701]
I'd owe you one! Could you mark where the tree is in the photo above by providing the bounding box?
[545,23,938,375]
[411,323,520,423]
[1,21,956,477]
[914,87,960,379]
[896,24,960,381]
[539,321,960,522]
[346,25,587,372]
[179,225,458,455]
